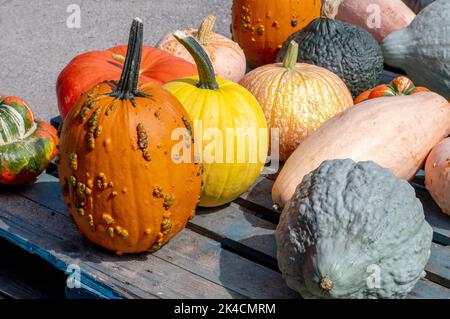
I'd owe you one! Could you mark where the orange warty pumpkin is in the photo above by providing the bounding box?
[231,0,321,67]
[57,18,202,254]
[354,76,429,104]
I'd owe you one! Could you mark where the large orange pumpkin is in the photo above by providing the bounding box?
[57,41,197,118]
[57,18,202,254]
[231,0,321,67]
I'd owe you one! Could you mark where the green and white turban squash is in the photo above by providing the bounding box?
[0,96,58,184]
[276,159,433,299]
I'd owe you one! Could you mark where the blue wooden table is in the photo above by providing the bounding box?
[0,164,449,299]
[0,70,449,299]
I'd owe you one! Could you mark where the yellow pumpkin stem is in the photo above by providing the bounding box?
[197,15,216,46]
[282,41,299,71]
[173,31,219,90]
[321,0,344,19]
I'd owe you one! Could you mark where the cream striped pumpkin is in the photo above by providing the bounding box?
[239,41,353,161]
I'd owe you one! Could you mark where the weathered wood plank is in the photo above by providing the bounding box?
[1,176,298,299]
[193,204,277,270]
[0,238,65,299]
[414,187,450,246]
[192,202,450,296]
[13,173,450,296]
[238,176,450,245]
[0,192,245,299]
[236,177,278,223]
[427,244,450,289]
[65,284,110,299]
[407,279,450,299]
[154,230,299,299]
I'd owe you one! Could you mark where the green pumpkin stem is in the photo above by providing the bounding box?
[111,17,148,100]
[197,15,216,46]
[173,31,219,90]
[283,41,299,71]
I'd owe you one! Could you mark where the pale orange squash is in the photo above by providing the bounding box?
[425,137,450,216]
[239,41,353,161]
[273,92,450,207]
[157,15,246,82]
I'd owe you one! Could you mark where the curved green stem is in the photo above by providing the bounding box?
[173,31,219,90]
[110,17,148,100]
[283,41,299,71]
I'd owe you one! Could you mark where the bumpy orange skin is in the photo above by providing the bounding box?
[240,63,353,161]
[231,0,321,67]
[57,81,202,254]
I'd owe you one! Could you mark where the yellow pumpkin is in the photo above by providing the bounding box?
[240,41,354,161]
[164,32,268,207]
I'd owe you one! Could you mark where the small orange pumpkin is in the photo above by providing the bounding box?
[57,18,202,254]
[231,0,321,67]
[354,76,429,104]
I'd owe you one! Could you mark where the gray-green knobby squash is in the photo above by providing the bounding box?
[383,0,450,99]
[276,159,433,299]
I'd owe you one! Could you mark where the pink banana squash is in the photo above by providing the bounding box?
[273,92,450,207]
[336,0,416,42]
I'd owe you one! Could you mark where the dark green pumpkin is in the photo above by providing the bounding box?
[277,0,384,97]
[0,96,58,184]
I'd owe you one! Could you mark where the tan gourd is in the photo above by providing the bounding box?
[273,92,450,207]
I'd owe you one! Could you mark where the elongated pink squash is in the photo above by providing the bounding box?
[336,0,416,42]
[425,138,450,216]
[273,92,450,207]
